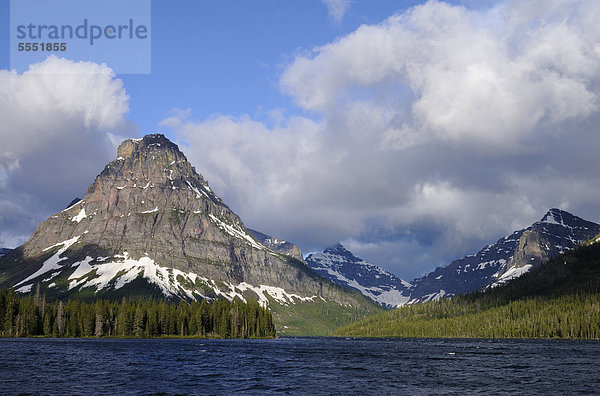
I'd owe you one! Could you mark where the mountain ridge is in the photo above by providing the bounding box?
[307,209,600,307]
[247,229,303,261]
[409,208,600,302]
[305,243,412,307]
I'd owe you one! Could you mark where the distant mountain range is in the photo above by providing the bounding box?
[0,134,379,335]
[0,248,12,258]
[305,208,600,307]
[305,244,412,307]
[336,233,600,338]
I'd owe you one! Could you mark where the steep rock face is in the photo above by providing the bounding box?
[247,229,303,261]
[410,209,600,301]
[493,208,600,286]
[0,134,375,321]
[305,243,412,307]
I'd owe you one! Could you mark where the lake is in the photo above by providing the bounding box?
[1,337,599,394]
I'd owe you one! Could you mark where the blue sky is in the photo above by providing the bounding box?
[111,0,424,132]
[1,0,422,130]
[2,0,600,280]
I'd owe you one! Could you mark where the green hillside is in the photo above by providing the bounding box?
[336,237,600,339]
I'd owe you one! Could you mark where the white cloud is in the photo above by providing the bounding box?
[322,0,352,24]
[282,0,600,150]
[0,56,131,247]
[161,112,345,241]
[163,1,600,280]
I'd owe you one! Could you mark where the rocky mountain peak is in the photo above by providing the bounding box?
[306,244,412,307]
[540,208,565,223]
[537,208,595,230]
[99,134,209,192]
[324,243,350,256]
[117,133,180,158]
[86,133,218,210]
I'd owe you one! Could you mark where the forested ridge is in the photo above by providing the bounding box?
[336,238,600,339]
[0,286,276,338]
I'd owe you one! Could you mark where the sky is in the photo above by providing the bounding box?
[1,0,600,281]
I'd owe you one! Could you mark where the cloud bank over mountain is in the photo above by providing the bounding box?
[2,1,600,280]
[163,0,600,279]
[0,57,131,247]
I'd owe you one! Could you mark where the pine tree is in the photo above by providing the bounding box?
[133,306,146,337]
[56,301,65,336]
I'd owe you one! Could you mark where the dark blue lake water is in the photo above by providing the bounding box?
[1,337,599,395]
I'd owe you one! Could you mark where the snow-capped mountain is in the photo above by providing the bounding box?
[0,134,376,333]
[305,243,413,307]
[410,208,600,302]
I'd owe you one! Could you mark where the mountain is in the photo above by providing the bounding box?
[247,229,303,260]
[305,243,413,307]
[0,134,379,335]
[410,208,600,302]
[336,233,600,338]
[0,249,12,258]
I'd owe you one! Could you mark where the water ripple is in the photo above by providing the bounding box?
[0,338,599,394]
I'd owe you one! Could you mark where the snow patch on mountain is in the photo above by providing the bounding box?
[16,247,317,308]
[491,264,533,288]
[15,235,81,287]
[208,214,265,250]
[237,283,317,307]
[417,290,446,302]
[16,284,32,293]
[71,208,87,223]
[186,180,210,199]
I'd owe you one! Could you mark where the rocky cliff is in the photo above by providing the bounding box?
[492,208,600,286]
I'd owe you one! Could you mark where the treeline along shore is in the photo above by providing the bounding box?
[0,286,276,338]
